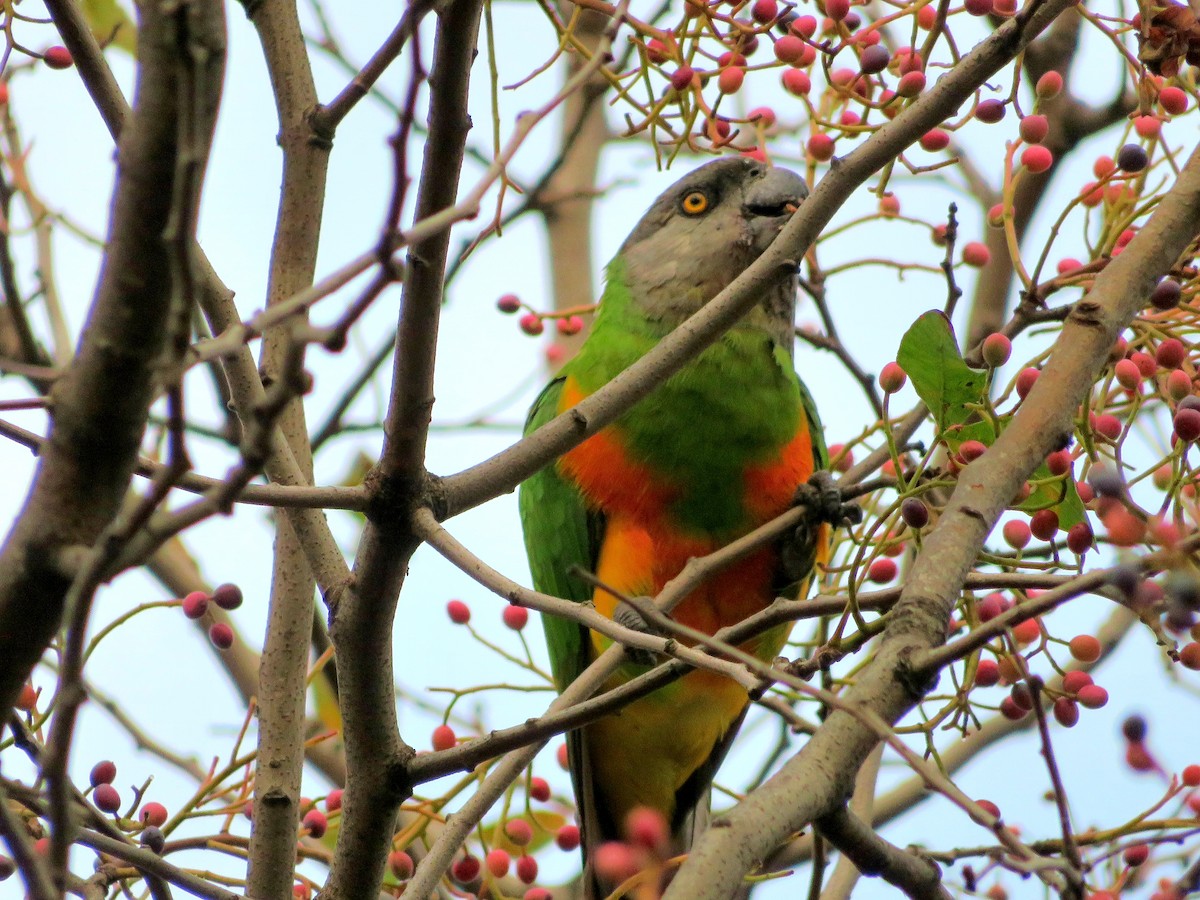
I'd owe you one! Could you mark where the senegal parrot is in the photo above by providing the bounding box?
[519,157,833,895]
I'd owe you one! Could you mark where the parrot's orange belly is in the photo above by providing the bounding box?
[555,376,816,826]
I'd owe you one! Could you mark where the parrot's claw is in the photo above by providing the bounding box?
[795,470,863,529]
[614,599,661,666]
[782,472,862,585]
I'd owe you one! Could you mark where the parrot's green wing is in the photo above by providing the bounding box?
[519,376,605,692]
[519,376,607,882]
[798,374,828,471]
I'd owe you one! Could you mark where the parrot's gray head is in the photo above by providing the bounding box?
[617,157,807,342]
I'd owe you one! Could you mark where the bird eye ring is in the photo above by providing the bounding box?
[680,191,709,215]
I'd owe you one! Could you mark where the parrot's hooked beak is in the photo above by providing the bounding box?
[741,166,809,221]
[741,165,809,253]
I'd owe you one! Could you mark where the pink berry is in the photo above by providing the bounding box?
[792,14,818,36]
[981,333,1011,367]
[556,824,581,851]
[624,806,669,851]
[897,71,926,96]
[958,440,987,463]
[975,99,1006,123]
[1092,413,1122,441]
[139,802,168,827]
[1021,145,1053,173]
[497,293,521,313]
[752,0,778,22]
[859,44,889,74]
[515,854,539,884]
[325,789,343,812]
[807,133,835,161]
[1125,352,1153,381]
[90,760,117,787]
[446,599,471,624]
[1019,115,1049,144]
[774,35,806,65]
[1012,617,1041,645]
[645,39,668,64]
[825,0,851,20]
[974,659,1000,687]
[976,593,1005,622]
[505,818,534,846]
[1068,634,1101,663]
[15,683,37,711]
[1066,522,1093,555]
[1114,358,1142,390]
[519,314,544,336]
[209,622,234,650]
[94,784,121,814]
[593,841,641,883]
[976,799,1001,818]
[1053,697,1079,727]
[1045,449,1071,476]
[529,777,551,802]
[432,724,456,751]
[181,591,209,619]
[1174,408,1200,442]
[1035,71,1063,99]
[486,848,511,878]
[879,361,907,393]
[1180,642,1200,670]
[1030,509,1059,541]
[717,66,745,94]
[999,696,1028,720]
[670,66,695,91]
[1015,367,1041,399]
[747,107,776,129]
[1134,115,1162,138]
[1002,519,1031,550]
[212,583,243,610]
[43,46,74,69]
[1123,844,1150,867]
[1160,86,1189,115]
[1126,742,1156,772]
[1183,764,1200,787]
[1077,684,1109,709]
[1062,670,1092,694]
[964,0,993,15]
[503,605,530,630]
[1157,338,1187,368]
[782,68,812,95]
[451,855,481,884]
[389,850,414,879]
[302,809,328,838]
[867,557,897,583]
[919,129,950,151]
[962,241,991,267]
[917,4,937,27]
[900,498,929,529]
[557,743,569,770]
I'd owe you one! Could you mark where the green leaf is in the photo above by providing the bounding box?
[897,310,995,446]
[1016,464,1086,527]
[896,312,1086,528]
[82,0,137,56]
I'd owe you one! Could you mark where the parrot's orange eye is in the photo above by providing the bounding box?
[680,191,709,216]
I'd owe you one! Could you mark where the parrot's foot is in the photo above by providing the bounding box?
[795,470,863,529]
[782,472,863,584]
[613,599,662,666]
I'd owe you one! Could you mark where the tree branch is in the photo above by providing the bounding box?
[664,90,1200,899]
